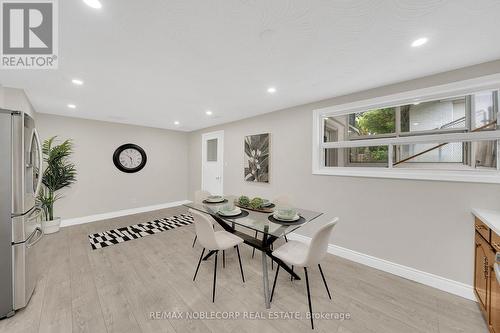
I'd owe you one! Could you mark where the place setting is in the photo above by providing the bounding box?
[216,203,249,219]
[268,207,305,225]
[202,195,228,204]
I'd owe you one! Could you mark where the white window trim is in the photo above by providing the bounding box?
[312,73,500,184]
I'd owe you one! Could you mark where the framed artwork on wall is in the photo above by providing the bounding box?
[244,133,269,183]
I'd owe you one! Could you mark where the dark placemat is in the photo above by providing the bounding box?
[268,214,305,225]
[202,199,228,204]
[217,210,249,219]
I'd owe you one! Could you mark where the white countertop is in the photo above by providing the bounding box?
[472,208,500,236]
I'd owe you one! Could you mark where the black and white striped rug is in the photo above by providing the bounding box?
[88,214,193,250]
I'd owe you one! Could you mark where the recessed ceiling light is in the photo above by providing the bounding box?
[413,102,421,105]
[413,122,420,126]
[83,0,102,9]
[67,104,76,109]
[411,37,428,47]
[72,78,84,85]
[205,110,213,116]
[267,87,277,94]
[174,121,180,125]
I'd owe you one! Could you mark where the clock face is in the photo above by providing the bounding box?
[113,144,147,173]
[119,148,143,169]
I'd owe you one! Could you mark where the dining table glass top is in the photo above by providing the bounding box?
[184,195,323,238]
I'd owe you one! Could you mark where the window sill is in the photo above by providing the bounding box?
[312,167,500,184]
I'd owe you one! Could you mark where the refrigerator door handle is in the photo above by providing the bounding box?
[33,129,43,199]
[27,206,42,221]
[26,227,43,248]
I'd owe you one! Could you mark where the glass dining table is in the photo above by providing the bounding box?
[184,195,323,309]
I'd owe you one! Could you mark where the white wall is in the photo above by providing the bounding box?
[188,60,500,287]
[37,114,190,219]
[0,87,36,118]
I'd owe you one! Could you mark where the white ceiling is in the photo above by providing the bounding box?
[2,0,500,131]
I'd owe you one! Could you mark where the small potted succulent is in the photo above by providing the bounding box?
[37,136,77,234]
[250,197,264,209]
[238,195,250,207]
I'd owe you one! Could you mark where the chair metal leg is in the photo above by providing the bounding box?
[304,267,314,330]
[223,250,225,269]
[192,235,197,248]
[236,245,245,283]
[193,248,205,281]
[284,235,288,242]
[318,264,332,299]
[262,252,271,309]
[270,266,279,302]
[212,251,218,302]
[291,265,294,281]
[252,230,258,259]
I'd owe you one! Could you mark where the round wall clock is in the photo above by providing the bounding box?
[113,144,147,173]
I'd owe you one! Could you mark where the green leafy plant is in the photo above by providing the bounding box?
[250,197,264,209]
[355,108,396,135]
[238,195,250,207]
[37,136,77,221]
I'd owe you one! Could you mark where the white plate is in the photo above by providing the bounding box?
[206,197,225,203]
[273,213,300,222]
[218,208,242,216]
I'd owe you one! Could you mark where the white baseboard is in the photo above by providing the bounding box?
[60,200,191,228]
[287,233,476,302]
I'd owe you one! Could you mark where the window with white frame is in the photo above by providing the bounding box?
[314,88,500,182]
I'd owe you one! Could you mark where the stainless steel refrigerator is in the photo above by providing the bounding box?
[0,109,44,318]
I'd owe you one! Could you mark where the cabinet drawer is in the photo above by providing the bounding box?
[475,218,491,242]
[492,231,500,252]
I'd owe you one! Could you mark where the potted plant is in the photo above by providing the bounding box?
[37,136,77,234]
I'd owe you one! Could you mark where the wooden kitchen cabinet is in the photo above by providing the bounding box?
[473,214,500,333]
[476,233,489,310]
[489,249,499,333]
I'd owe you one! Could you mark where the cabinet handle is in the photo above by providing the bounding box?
[475,224,486,231]
[492,242,500,251]
[483,257,489,279]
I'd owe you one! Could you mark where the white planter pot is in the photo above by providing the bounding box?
[42,217,61,234]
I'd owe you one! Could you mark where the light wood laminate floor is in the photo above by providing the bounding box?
[0,206,488,333]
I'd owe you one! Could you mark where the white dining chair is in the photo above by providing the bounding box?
[192,190,211,247]
[195,190,211,203]
[273,195,291,207]
[189,209,245,302]
[270,218,339,330]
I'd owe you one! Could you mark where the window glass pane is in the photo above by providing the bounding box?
[396,142,463,164]
[206,139,217,162]
[473,140,497,169]
[394,140,497,170]
[323,117,340,142]
[472,91,497,131]
[348,108,396,138]
[324,148,340,166]
[400,97,466,133]
[324,146,388,167]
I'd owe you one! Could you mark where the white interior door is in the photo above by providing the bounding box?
[202,131,224,195]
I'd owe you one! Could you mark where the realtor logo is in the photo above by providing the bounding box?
[1,0,58,69]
